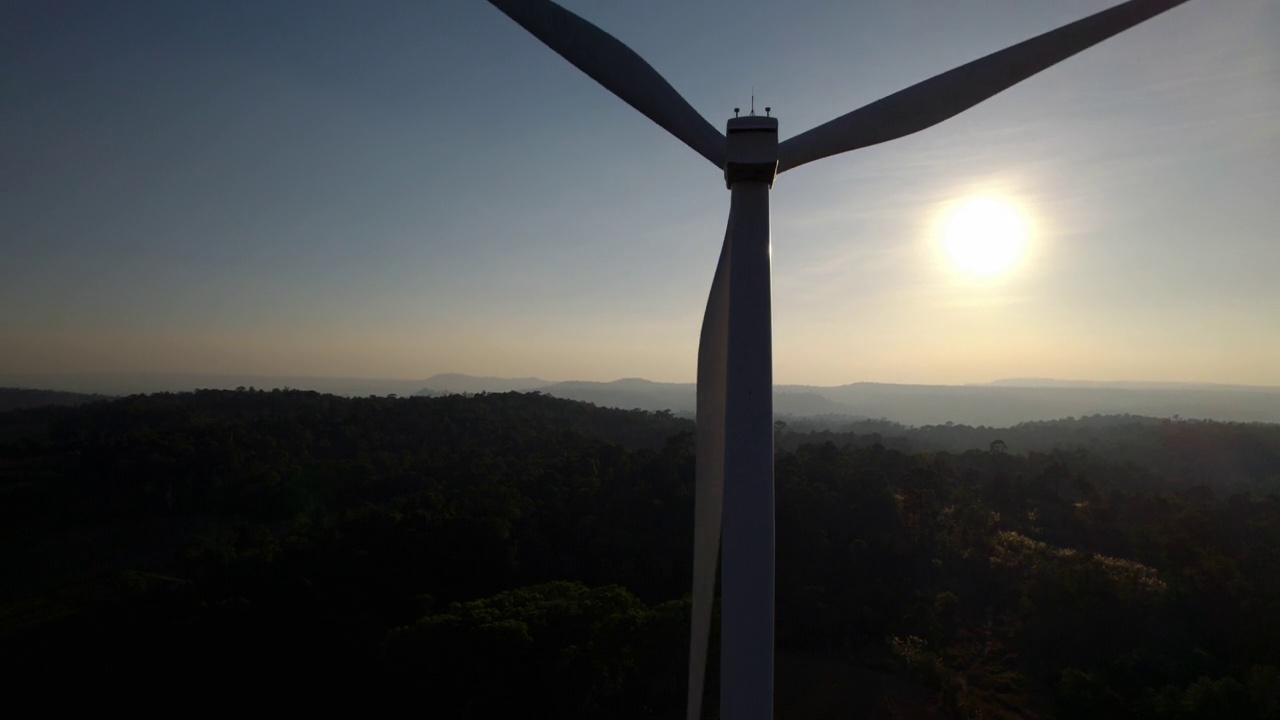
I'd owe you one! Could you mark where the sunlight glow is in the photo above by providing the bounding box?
[938,196,1030,277]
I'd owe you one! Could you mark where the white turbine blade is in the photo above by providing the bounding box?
[688,218,731,720]
[488,0,726,168]
[777,0,1192,173]
[719,181,775,720]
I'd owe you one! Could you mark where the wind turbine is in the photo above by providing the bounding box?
[485,1,1192,718]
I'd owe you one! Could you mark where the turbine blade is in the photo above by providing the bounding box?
[488,0,726,168]
[688,219,731,720]
[776,0,1191,173]
[719,181,775,720]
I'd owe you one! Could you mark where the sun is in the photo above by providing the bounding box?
[938,196,1029,277]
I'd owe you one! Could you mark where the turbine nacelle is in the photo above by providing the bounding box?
[724,115,779,189]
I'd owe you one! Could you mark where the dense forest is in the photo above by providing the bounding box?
[2,389,1279,718]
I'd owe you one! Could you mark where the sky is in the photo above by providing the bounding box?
[3,0,1278,387]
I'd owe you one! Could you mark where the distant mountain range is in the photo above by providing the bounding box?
[3,371,1278,426]
[417,374,1280,427]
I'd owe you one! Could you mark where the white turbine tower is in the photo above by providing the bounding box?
[485,1,1193,718]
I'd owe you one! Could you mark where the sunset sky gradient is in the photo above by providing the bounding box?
[3,0,1277,385]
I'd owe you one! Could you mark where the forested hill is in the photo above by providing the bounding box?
[779,414,1280,492]
[0,388,691,455]
[0,387,111,412]
[3,390,1279,718]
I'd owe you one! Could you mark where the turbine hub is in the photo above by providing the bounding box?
[724,115,778,189]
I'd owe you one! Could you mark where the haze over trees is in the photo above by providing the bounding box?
[3,388,1279,717]
[6,372,1280,426]
[419,375,1280,426]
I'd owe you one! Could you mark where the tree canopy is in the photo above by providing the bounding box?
[2,389,1278,718]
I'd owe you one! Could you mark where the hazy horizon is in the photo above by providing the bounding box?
[6,368,1280,391]
[4,1,1277,386]
[9,368,1280,427]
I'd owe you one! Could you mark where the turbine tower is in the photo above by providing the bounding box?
[485,1,1193,718]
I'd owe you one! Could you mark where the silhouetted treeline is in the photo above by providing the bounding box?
[2,390,1278,718]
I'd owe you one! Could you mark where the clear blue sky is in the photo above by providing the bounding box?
[3,0,1277,385]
